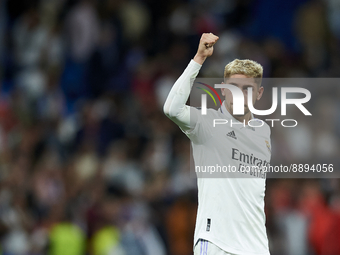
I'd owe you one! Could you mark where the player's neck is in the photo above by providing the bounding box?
[224,102,252,125]
[232,112,252,125]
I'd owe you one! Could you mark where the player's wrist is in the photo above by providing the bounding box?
[193,54,207,65]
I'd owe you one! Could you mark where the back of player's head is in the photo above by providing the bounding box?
[224,59,263,86]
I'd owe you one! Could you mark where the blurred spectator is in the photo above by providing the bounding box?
[48,206,86,255]
[295,0,330,73]
[65,0,99,63]
[326,0,340,40]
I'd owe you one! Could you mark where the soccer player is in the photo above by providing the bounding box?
[163,33,271,255]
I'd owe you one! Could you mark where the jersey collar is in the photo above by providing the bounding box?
[220,101,255,131]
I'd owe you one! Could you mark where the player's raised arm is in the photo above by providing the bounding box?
[163,33,219,131]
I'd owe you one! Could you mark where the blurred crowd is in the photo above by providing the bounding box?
[0,0,340,254]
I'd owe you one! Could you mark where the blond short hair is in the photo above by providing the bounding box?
[224,59,263,86]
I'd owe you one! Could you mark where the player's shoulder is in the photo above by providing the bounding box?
[194,107,219,112]
[194,107,222,117]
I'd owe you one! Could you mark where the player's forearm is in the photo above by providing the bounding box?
[193,54,207,65]
[163,60,202,127]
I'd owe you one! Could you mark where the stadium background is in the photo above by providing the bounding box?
[0,0,340,254]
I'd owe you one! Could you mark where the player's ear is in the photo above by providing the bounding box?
[257,86,264,100]
[221,81,225,96]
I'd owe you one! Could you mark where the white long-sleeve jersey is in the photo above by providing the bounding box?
[164,60,271,255]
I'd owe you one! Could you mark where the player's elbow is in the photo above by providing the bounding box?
[163,101,178,119]
[163,102,169,115]
[163,102,173,118]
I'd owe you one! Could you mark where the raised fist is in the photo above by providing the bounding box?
[194,33,219,65]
